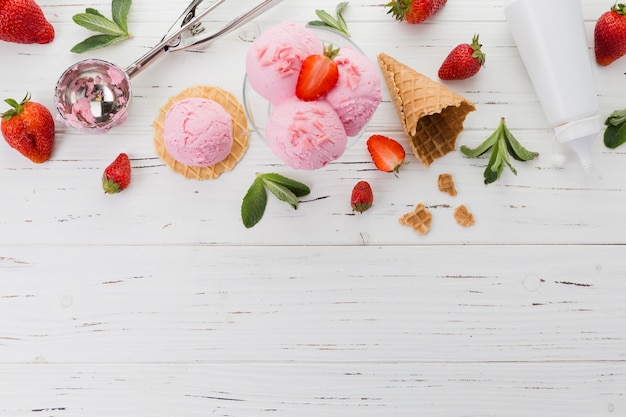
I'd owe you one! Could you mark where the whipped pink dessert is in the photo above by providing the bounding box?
[163,98,233,167]
[324,46,382,137]
[245,22,322,106]
[265,99,347,170]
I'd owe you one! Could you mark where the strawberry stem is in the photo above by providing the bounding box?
[2,92,30,121]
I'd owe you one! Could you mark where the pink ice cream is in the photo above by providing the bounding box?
[265,99,347,170]
[163,98,233,167]
[245,22,322,105]
[324,46,382,137]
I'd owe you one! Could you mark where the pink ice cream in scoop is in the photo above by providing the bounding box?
[266,99,347,170]
[324,46,382,137]
[163,98,233,167]
[245,22,322,105]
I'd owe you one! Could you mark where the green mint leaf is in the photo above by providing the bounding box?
[262,178,300,210]
[466,117,535,185]
[241,176,268,229]
[112,0,132,33]
[86,8,107,18]
[501,120,538,161]
[308,2,351,37]
[70,34,127,53]
[604,122,626,149]
[73,12,127,36]
[259,173,311,197]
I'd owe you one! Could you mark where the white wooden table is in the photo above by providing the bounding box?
[1,0,625,415]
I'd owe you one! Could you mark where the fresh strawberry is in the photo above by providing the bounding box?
[296,44,340,101]
[102,153,131,194]
[366,134,407,176]
[594,3,626,66]
[385,0,447,24]
[438,34,486,80]
[351,181,373,213]
[1,92,54,163]
[0,0,55,44]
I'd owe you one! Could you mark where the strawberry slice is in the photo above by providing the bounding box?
[296,44,340,101]
[366,134,408,175]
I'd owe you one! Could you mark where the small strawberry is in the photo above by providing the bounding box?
[295,44,340,101]
[0,0,55,44]
[1,92,54,163]
[102,153,131,194]
[594,3,626,66]
[366,134,407,176]
[351,181,373,213]
[438,34,486,80]
[385,0,447,24]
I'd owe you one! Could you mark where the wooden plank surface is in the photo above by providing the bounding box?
[1,0,625,416]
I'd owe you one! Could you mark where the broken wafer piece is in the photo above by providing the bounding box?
[377,52,476,167]
[438,173,457,196]
[399,203,432,235]
[454,204,475,227]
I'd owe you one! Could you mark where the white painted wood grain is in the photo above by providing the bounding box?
[1,1,625,416]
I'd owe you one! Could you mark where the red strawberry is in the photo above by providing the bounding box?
[594,3,626,66]
[366,134,407,176]
[1,92,54,163]
[438,34,486,80]
[385,0,447,24]
[0,0,55,44]
[296,44,340,101]
[351,181,373,213]
[102,153,131,194]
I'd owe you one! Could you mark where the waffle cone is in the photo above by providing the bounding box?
[399,203,432,235]
[378,53,476,167]
[153,86,249,180]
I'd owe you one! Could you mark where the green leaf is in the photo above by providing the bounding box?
[86,8,107,18]
[259,173,311,197]
[308,2,351,37]
[464,117,536,185]
[604,123,626,149]
[70,34,127,54]
[112,0,132,33]
[241,176,268,229]
[262,178,299,210]
[72,12,127,36]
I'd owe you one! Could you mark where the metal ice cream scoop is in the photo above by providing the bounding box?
[54,0,283,133]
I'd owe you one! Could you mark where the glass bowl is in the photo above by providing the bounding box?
[242,25,369,149]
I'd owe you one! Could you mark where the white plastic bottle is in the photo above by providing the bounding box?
[504,0,600,172]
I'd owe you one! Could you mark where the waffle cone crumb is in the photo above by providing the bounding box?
[377,52,475,167]
[399,203,432,235]
[153,86,249,180]
[438,173,457,196]
[454,204,475,227]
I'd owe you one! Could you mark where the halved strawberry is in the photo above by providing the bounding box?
[366,134,408,175]
[295,44,340,101]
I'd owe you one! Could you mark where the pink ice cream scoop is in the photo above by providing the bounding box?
[163,98,233,167]
[245,21,322,106]
[265,99,347,170]
[324,46,382,137]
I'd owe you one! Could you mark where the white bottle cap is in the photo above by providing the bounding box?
[553,115,600,173]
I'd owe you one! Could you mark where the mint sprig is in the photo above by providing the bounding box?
[308,2,351,37]
[603,108,626,149]
[241,173,311,228]
[71,0,132,53]
[461,117,538,184]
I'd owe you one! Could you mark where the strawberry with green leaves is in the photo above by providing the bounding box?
[296,44,340,101]
[385,0,447,24]
[0,0,55,44]
[367,134,408,176]
[1,93,55,163]
[102,153,131,194]
[438,34,486,80]
[351,181,373,213]
[594,3,626,66]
